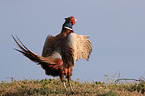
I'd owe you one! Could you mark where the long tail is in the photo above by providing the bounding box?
[11,35,56,65]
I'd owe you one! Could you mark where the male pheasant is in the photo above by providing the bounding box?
[12,16,92,93]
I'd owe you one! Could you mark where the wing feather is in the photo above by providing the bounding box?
[66,33,92,64]
[42,35,54,57]
[41,35,62,59]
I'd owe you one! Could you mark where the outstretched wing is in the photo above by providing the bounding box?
[66,33,92,65]
[42,35,55,57]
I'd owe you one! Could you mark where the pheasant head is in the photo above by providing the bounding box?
[63,16,77,30]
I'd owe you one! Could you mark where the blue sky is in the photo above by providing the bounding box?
[0,0,145,82]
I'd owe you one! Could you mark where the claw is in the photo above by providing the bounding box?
[71,91,76,94]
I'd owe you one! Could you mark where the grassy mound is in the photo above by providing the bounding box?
[0,77,144,96]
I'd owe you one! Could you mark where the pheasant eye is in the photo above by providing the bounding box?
[70,17,75,25]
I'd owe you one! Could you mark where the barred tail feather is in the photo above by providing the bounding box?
[11,35,56,64]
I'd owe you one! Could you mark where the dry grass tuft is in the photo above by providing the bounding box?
[0,76,144,96]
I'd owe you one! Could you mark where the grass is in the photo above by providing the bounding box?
[0,76,145,96]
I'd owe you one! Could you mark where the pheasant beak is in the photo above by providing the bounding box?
[75,18,77,21]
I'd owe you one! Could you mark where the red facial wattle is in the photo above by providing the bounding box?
[70,16,76,25]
